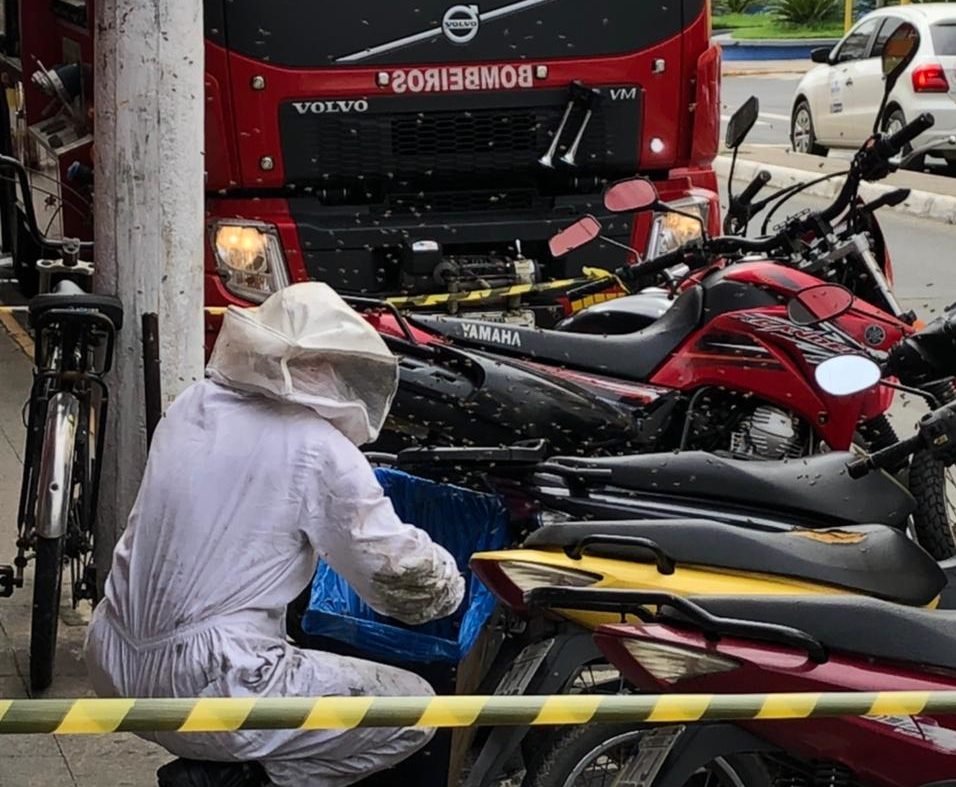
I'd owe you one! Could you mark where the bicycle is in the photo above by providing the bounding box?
[0,154,123,692]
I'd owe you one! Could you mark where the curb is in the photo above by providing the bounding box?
[723,69,807,76]
[715,155,956,224]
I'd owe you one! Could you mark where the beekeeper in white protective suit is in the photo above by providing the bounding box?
[85,282,466,787]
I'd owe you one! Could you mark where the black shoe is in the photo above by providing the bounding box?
[157,758,269,787]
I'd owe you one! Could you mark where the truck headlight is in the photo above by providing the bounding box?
[646,197,710,259]
[212,221,291,303]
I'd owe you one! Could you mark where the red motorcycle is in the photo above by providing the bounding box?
[527,584,956,787]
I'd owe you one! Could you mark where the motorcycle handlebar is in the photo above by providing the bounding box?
[846,433,922,479]
[885,112,935,156]
[847,395,956,478]
[736,170,772,210]
[620,233,784,283]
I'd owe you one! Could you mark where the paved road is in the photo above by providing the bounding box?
[722,72,955,174]
[722,75,801,147]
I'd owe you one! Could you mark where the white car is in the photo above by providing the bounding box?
[791,3,956,168]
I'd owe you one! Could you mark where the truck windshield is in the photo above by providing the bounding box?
[221,0,700,68]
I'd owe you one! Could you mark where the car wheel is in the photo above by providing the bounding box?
[884,108,924,171]
[791,99,828,156]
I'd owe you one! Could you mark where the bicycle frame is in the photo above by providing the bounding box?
[8,308,114,600]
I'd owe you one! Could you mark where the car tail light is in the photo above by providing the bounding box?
[620,639,739,685]
[912,64,949,93]
[470,556,600,610]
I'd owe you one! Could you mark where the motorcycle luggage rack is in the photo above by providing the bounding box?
[532,462,612,495]
[364,452,399,466]
[343,295,418,345]
[524,587,828,663]
[563,534,675,575]
[395,440,550,468]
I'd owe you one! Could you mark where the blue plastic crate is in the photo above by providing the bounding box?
[302,468,509,664]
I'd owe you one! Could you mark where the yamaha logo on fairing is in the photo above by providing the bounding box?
[461,322,522,347]
[864,324,887,347]
[293,100,369,115]
[443,4,480,44]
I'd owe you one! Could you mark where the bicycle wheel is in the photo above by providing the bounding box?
[30,392,79,692]
[30,536,64,692]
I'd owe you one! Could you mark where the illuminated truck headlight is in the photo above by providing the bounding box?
[212,221,291,303]
[646,197,710,260]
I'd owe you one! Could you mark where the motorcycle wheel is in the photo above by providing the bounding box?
[522,724,770,787]
[860,415,956,560]
[909,451,956,560]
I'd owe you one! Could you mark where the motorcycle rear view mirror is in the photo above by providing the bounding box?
[549,215,602,258]
[875,23,920,131]
[815,355,882,397]
[725,96,759,150]
[604,177,659,213]
[787,284,855,326]
[882,22,920,85]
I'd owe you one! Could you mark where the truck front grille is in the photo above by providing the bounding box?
[279,87,640,194]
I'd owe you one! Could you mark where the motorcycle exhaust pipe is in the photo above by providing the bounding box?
[539,99,575,169]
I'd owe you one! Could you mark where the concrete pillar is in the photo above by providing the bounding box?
[93,0,205,582]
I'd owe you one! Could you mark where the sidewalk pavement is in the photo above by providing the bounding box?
[0,314,170,786]
[718,145,956,224]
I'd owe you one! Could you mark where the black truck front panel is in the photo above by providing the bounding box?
[221,0,706,68]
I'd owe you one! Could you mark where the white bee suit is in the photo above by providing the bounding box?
[85,284,465,786]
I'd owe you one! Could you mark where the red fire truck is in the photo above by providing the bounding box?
[0,1,720,347]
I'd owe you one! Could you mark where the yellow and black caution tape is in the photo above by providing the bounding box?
[384,268,617,310]
[0,691,948,736]
[1,268,624,318]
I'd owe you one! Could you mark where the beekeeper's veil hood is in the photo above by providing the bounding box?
[207,283,398,445]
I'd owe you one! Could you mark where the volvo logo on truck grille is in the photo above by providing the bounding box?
[292,100,369,115]
[443,4,481,44]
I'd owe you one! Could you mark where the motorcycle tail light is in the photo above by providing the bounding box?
[617,637,739,686]
[912,63,949,93]
[470,556,600,611]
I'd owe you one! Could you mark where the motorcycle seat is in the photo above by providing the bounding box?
[524,521,944,607]
[548,451,915,529]
[411,285,704,382]
[687,594,956,671]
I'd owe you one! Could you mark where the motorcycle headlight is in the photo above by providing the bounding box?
[212,221,291,303]
[646,197,710,259]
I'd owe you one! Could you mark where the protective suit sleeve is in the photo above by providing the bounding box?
[306,446,465,626]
